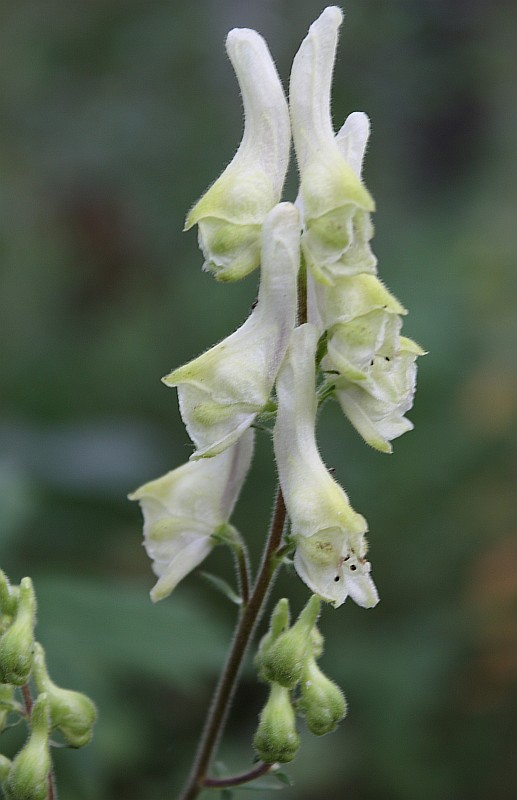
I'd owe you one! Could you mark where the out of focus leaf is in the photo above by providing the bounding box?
[198,572,242,606]
[35,576,231,692]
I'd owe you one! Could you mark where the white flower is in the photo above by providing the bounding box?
[334,336,425,453]
[295,531,380,609]
[273,323,378,608]
[185,28,291,281]
[163,203,300,458]
[128,430,254,601]
[289,8,376,285]
[309,270,406,332]
[311,272,424,453]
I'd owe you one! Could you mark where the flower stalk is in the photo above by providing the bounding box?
[128,7,424,798]
[178,489,287,800]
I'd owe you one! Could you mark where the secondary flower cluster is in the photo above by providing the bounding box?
[253,596,347,763]
[130,7,422,608]
[0,570,96,799]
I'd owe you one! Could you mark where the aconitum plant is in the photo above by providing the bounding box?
[131,7,424,798]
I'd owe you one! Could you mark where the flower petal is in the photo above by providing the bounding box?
[294,531,379,608]
[129,430,254,600]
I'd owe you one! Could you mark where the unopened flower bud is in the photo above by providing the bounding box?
[0,570,18,635]
[0,683,16,733]
[310,625,324,659]
[0,753,12,783]
[253,683,300,763]
[254,598,290,682]
[32,644,96,748]
[0,578,36,686]
[262,595,321,688]
[4,692,50,800]
[299,656,347,736]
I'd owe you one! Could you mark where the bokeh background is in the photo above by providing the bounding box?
[1,0,516,798]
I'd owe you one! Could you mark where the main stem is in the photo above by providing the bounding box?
[178,488,287,800]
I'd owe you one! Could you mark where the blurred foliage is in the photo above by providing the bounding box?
[1,0,516,798]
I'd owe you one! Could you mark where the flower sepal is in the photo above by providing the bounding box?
[185,28,291,281]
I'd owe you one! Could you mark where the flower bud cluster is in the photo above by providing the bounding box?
[0,569,96,799]
[253,596,347,763]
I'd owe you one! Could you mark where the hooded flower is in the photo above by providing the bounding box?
[185,28,291,281]
[308,267,424,452]
[289,8,376,285]
[273,323,378,608]
[164,202,300,459]
[128,429,254,601]
[334,336,425,453]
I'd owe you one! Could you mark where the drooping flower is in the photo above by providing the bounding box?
[185,28,291,281]
[128,429,254,601]
[164,202,300,459]
[273,323,378,608]
[333,336,425,453]
[289,8,376,285]
[309,270,424,452]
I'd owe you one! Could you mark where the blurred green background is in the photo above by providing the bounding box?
[1,0,516,798]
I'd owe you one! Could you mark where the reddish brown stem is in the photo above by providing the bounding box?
[203,760,272,788]
[178,488,287,800]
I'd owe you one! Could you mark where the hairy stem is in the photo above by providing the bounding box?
[234,542,251,608]
[203,761,272,789]
[178,488,287,800]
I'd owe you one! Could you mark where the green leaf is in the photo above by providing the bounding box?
[273,769,293,787]
[315,330,328,365]
[198,572,242,606]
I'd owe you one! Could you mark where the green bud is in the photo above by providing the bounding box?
[0,753,12,782]
[0,570,19,635]
[299,656,347,736]
[310,625,324,659]
[4,693,50,800]
[0,578,36,686]
[262,595,321,688]
[0,683,16,733]
[253,683,300,764]
[254,598,290,682]
[32,643,97,748]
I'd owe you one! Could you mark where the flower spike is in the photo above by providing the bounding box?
[274,323,378,608]
[185,28,291,281]
[164,202,300,459]
[128,430,254,601]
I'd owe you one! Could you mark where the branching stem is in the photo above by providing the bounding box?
[178,487,287,800]
[203,761,272,789]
